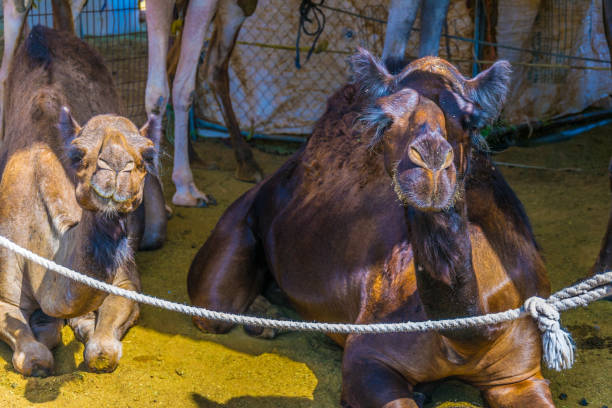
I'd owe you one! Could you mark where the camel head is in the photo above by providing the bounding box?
[59,108,161,214]
[353,49,511,212]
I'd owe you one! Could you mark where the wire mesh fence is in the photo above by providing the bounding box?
[194,0,475,138]
[1,0,610,142]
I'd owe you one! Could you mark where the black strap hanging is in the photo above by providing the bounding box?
[295,0,326,69]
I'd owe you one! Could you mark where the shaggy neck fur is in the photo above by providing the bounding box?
[89,212,132,275]
[406,198,488,341]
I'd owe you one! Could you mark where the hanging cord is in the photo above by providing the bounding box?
[295,0,326,69]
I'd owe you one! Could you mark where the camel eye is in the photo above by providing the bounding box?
[141,147,157,170]
[67,147,85,168]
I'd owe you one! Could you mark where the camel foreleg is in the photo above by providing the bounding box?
[418,0,450,57]
[341,346,421,408]
[382,0,421,62]
[144,0,175,117]
[480,373,555,408]
[200,0,263,183]
[0,301,54,376]
[0,0,30,144]
[69,264,141,373]
[170,0,219,207]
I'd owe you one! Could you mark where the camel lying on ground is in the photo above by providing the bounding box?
[592,159,612,287]
[0,26,163,376]
[187,49,555,407]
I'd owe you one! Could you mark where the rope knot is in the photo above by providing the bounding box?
[523,296,575,371]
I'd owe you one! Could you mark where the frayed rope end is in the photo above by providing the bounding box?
[524,296,576,371]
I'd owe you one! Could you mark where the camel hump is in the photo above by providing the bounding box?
[23,25,108,79]
[25,25,53,68]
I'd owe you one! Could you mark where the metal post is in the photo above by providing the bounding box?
[472,0,481,76]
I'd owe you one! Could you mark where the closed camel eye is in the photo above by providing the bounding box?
[121,162,134,172]
[97,158,112,171]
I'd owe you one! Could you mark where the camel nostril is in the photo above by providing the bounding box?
[408,146,427,169]
[442,149,454,170]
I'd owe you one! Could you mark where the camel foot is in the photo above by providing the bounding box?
[192,316,234,335]
[84,337,122,373]
[243,295,283,339]
[30,309,63,350]
[172,182,216,208]
[12,341,54,377]
[234,159,264,183]
[68,312,96,344]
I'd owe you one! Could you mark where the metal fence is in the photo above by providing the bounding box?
[1,0,610,141]
[195,0,475,138]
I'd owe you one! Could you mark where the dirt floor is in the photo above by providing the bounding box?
[0,124,611,408]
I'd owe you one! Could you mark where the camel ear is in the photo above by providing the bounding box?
[350,47,395,98]
[139,113,161,174]
[465,60,512,124]
[58,106,81,145]
[139,112,161,150]
[439,89,487,130]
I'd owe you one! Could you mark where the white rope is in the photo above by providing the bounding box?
[1,234,611,371]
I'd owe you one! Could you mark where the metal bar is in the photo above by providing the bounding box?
[472,0,481,77]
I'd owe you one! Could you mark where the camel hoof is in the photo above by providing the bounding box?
[84,337,122,373]
[234,161,264,183]
[172,191,216,208]
[244,325,279,339]
[192,316,233,334]
[243,295,283,339]
[12,342,54,377]
[165,204,173,219]
[68,312,96,344]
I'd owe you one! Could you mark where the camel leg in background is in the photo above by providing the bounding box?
[51,0,87,33]
[418,0,450,57]
[144,0,174,117]
[170,0,219,207]
[51,0,75,32]
[382,0,421,62]
[70,0,88,21]
[198,0,263,183]
[0,0,30,144]
[382,0,450,62]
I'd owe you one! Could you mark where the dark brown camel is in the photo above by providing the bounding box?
[592,159,612,276]
[0,26,163,375]
[590,1,612,294]
[187,49,554,407]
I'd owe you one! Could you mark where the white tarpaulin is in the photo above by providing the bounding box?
[497,0,612,123]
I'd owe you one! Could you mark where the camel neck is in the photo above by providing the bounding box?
[406,202,485,335]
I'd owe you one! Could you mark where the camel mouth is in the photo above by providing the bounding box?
[392,167,457,212]
[90,183,136,211]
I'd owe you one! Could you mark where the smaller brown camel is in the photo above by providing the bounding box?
[0,26,161,376]
[187,49,555,407]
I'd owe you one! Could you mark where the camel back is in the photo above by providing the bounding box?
[0,25,123,174]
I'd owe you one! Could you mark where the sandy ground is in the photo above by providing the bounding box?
[0,125,610,408]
